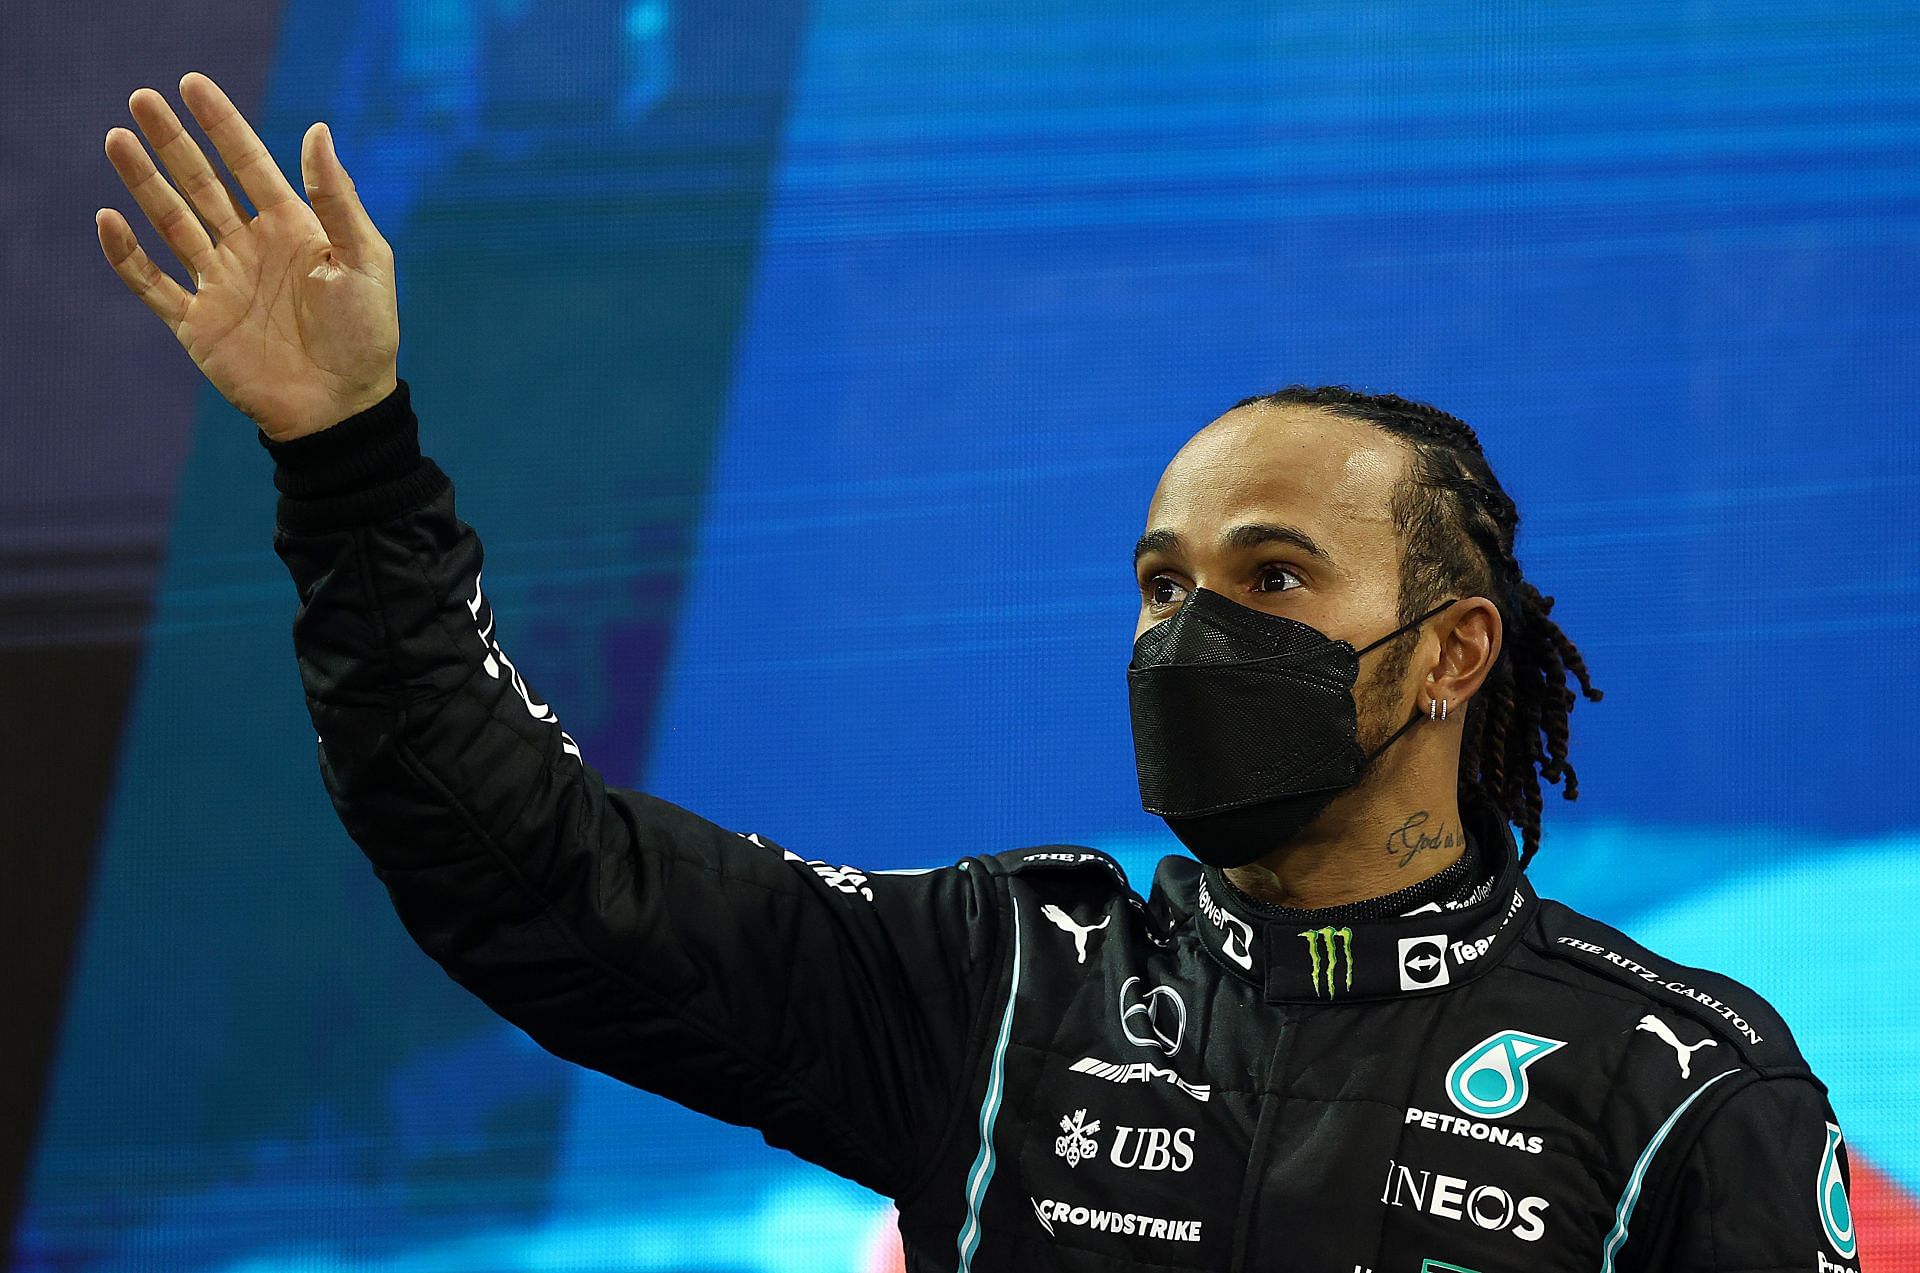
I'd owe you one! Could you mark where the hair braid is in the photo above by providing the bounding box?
[1227,385,1603,865]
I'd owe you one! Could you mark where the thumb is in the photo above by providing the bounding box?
[301,122,384,258]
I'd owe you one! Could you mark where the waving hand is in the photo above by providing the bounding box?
[97,72,399,441]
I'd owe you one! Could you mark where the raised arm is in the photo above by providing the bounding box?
[98,75,1009,1197]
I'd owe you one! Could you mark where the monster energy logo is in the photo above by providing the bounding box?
[1299,926,1354,997]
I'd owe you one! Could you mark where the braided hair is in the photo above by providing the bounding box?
[1228,385,1602,865]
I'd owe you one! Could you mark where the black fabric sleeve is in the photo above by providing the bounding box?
[1627,1074,1861,1273]
[264,382,1008,1198]
[256,379,451,533]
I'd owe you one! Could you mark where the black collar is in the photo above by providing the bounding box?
[1165,801,1537,1004]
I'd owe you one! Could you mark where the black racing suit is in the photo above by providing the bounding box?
[262,379,1863,1273]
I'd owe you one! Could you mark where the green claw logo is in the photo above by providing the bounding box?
[1299,926,1354,997]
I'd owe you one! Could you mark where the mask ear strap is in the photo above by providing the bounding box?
[1362,707,1428,764]
[1354,597,1460,658]
[1355,596,1462,766]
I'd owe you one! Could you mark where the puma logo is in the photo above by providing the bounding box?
[1636,1013,1719,1078]
[1041,904,1110,964]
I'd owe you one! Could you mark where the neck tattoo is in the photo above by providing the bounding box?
[1385,810,1465,870]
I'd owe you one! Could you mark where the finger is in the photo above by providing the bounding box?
[128,86,250,242]
[177,71,299,214]
[95,207,190,336]
[103,124,215,282]
[300,122,385,258]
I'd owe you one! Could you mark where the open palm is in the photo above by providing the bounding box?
[97,72,399,441]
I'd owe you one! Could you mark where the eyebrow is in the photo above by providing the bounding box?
[1132,523,1334,568]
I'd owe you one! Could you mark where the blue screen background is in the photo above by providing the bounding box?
[15,1,1920,1269]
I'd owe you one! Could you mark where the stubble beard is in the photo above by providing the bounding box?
[1355,628,1420,752]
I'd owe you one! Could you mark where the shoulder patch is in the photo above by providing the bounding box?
[990,844,1121,875]
[1531,899,1810,1073]
[989,844,1167,949]
[994,844,1131,888]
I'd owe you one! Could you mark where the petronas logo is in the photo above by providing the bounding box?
[1444,1030,1566,1119]
[1299,926,1354,997]
[1819,1122,1857,1258]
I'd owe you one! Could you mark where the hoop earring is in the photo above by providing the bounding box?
[1429,697,1450,722]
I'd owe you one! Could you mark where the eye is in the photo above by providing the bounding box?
[1143,574,1187,609]
[1256,563,1303,594]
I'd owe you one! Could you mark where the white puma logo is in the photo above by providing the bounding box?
[1041,904,1110,964]
[1637,1013,1719,1078]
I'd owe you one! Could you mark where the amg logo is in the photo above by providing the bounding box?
[1069,1056,1211,1102]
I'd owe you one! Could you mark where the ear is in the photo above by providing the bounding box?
[1423,596,1503,717]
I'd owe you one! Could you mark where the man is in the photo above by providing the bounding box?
[97,73,1860,1272]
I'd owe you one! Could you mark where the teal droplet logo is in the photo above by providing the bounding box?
[1819,1122,1857,1259]
[1444,1030,1566,1120]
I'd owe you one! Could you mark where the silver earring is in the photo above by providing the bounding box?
[1428,697,1438,720]
[1440,698,1450,721]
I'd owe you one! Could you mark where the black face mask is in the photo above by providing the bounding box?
[1127,587,1458,869]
